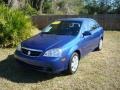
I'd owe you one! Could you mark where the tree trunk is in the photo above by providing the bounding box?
[8,0,20,8]
[39,0,44,14]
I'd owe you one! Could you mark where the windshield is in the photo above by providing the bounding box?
[41,21,81,35]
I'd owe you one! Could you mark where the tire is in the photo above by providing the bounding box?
[97,38,103,51]
[67,52,79,74]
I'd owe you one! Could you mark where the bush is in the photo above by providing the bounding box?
[0,5,34,48]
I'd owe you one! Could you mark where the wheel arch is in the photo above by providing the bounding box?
[74,50,81,60]
[101,36,103,40]
[67,49,81,74]
[67,45,82,61]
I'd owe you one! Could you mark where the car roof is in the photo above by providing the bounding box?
[59,18,95,22]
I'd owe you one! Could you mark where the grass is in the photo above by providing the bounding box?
[0,31,120,90]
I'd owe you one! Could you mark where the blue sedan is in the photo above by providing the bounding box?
[14,18,104,74]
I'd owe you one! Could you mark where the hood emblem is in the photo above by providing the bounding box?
[28,51,31,56]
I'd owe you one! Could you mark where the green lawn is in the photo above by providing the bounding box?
[0,31,120,90]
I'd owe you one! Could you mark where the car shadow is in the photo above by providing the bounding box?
[0,54,67,83]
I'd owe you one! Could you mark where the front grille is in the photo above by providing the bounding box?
[21,48,42,56]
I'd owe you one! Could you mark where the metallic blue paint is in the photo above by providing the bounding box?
[14,18,104,73]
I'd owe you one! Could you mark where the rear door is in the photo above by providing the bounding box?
[80,20,102,56]
[89,20,102,50]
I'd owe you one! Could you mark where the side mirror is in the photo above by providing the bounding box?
[83,31,91,36]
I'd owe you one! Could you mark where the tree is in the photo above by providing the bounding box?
[8,0,20,8]
[111,0,120,14]
[84,0,111,14]
[53,0,84,15]
[42,0,52,13]
[27,0,44,13]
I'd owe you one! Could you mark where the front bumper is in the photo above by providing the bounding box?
[14,50,67,73]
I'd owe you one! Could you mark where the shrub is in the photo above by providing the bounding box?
[0,5,35,48]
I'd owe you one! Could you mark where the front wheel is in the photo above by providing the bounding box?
[67,52,79,74]
[97,39,103,51]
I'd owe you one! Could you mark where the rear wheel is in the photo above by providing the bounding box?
[97,38,103,51]
[67,52,79,74]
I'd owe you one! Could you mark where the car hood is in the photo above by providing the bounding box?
[22,34,75,51]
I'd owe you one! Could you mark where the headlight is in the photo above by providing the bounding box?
[17,44,21,51]
[43,48,62,57]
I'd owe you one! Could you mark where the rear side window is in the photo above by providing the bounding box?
[90,21,100,31]
[91,23,100,30]
[83,20,100,32]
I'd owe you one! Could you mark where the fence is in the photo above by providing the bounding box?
[32,14,120,30]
